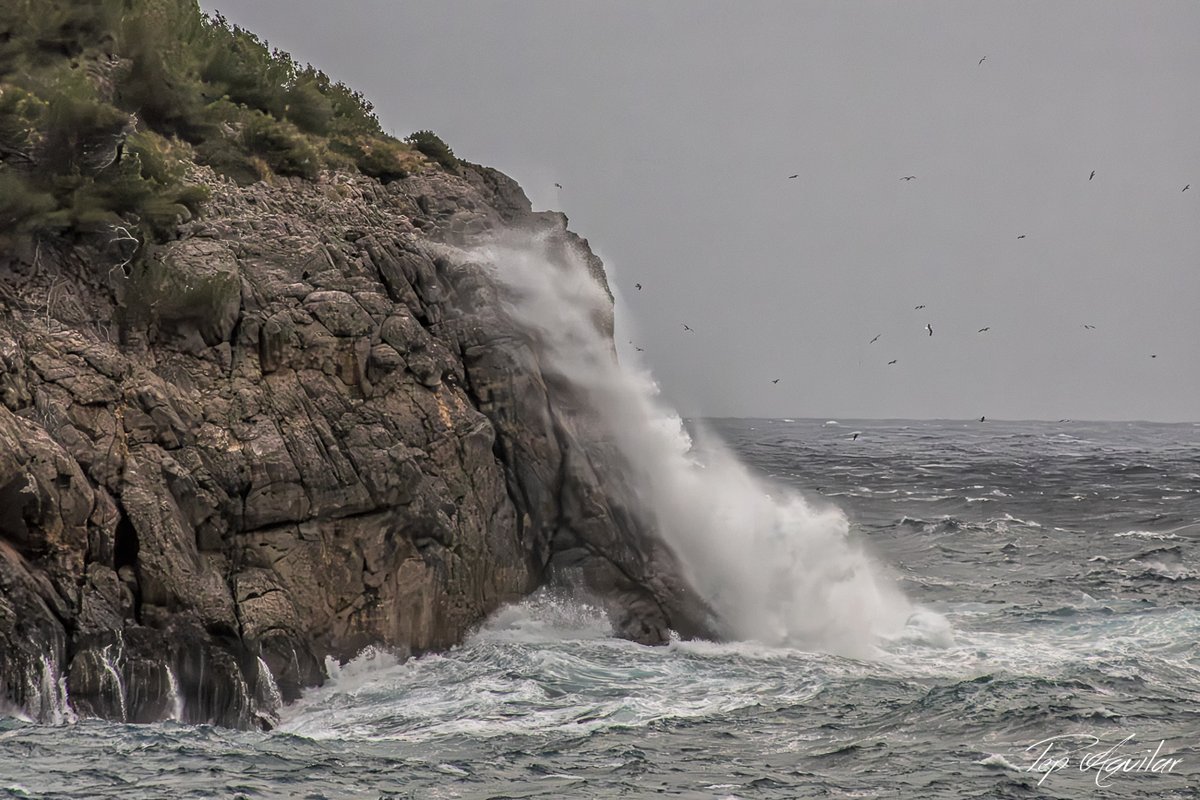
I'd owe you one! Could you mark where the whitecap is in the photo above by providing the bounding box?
[1115,530,1179,541]
[978,753,1022,771]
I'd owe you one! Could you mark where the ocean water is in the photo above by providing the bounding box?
[3,418,1198,799]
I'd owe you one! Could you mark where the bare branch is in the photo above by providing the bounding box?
[106,224,141,280]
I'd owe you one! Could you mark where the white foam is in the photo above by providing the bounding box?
[321,646,406,692]
[472,592,613,644]
[887,608,957,649]
[278,596,840,743]
[978,753,1022,770]
[1115,530,1179,541]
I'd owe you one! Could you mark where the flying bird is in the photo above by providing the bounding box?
[1184,185,1191,192]
[926,323,934,337]
[980,416,986,422]
[1082,324,1096,330]
[978,327,990,333]
[1089,170,1096,181]
[869,334,881,344]
[683,324,694,333]
[788,174,799,179]
[554,183,562,189]
[1151,354,1158,358]
[635,347,645,352]
[887,359,898,365]
[978,56,987,65]
[914,304,926,310]
[771,379,780,384]
[851,432,860,440]
[635,283,642,290]
[901,176,917,181]
[1017,234,1026,239]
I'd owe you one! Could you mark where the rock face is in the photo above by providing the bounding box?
[0,163,712,728]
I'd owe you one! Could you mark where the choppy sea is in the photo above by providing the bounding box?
[3,419,1198,799]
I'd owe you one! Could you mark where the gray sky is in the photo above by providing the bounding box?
[205,1,1200,421]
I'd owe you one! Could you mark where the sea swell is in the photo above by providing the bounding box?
[2,419,1198,799]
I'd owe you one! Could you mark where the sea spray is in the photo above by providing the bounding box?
[472,234,911,655]
[255,657,284,713]
[98,640,127,722]
[23,654,74,725]
[165,665,184,722]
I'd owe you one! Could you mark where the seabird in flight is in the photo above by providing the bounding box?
[788,174,799,179]
[926,323,934,337]
[978,56,987,65]
[772,379,780,384]
[683,324,694,333]
[851,432,860,440]
[978,327,990,333]
[1083,324,1096,330]
[869,334,881,344]
[914,304,926,310]
[1017,234,1026,239]
[980,416,986,422]
[635,346,645,352]
[888,359,898,365]
[1185,185,1191,192]
[1089,170,1096,181]
[635,283,642,290]
[554,183,562,189]
[901,176,917,181]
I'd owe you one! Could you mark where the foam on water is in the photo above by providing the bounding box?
[4,419,1197,799]
[272,588,1200,758]
[277,594,838,743]
[470,234,913,655]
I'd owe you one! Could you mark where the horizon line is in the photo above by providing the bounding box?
[690,415,1200,425]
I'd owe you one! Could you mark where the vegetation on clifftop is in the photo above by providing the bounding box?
[0,0,457,247]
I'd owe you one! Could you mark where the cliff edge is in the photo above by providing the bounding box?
[0,160,715,728]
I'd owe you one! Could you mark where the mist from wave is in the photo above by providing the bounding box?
[469,234,910,654]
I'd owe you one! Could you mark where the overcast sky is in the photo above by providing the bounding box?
[206,1,1199,422]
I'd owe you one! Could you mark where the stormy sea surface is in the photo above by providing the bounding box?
[3,418,1199,799]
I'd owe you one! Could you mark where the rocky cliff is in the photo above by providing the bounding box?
[0,162,711,728]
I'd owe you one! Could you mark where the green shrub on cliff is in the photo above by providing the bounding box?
[241,111,320,179]
[406,130,459,171]
[0,0,462,250]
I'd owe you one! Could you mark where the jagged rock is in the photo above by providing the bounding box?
[0,162,715,728]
